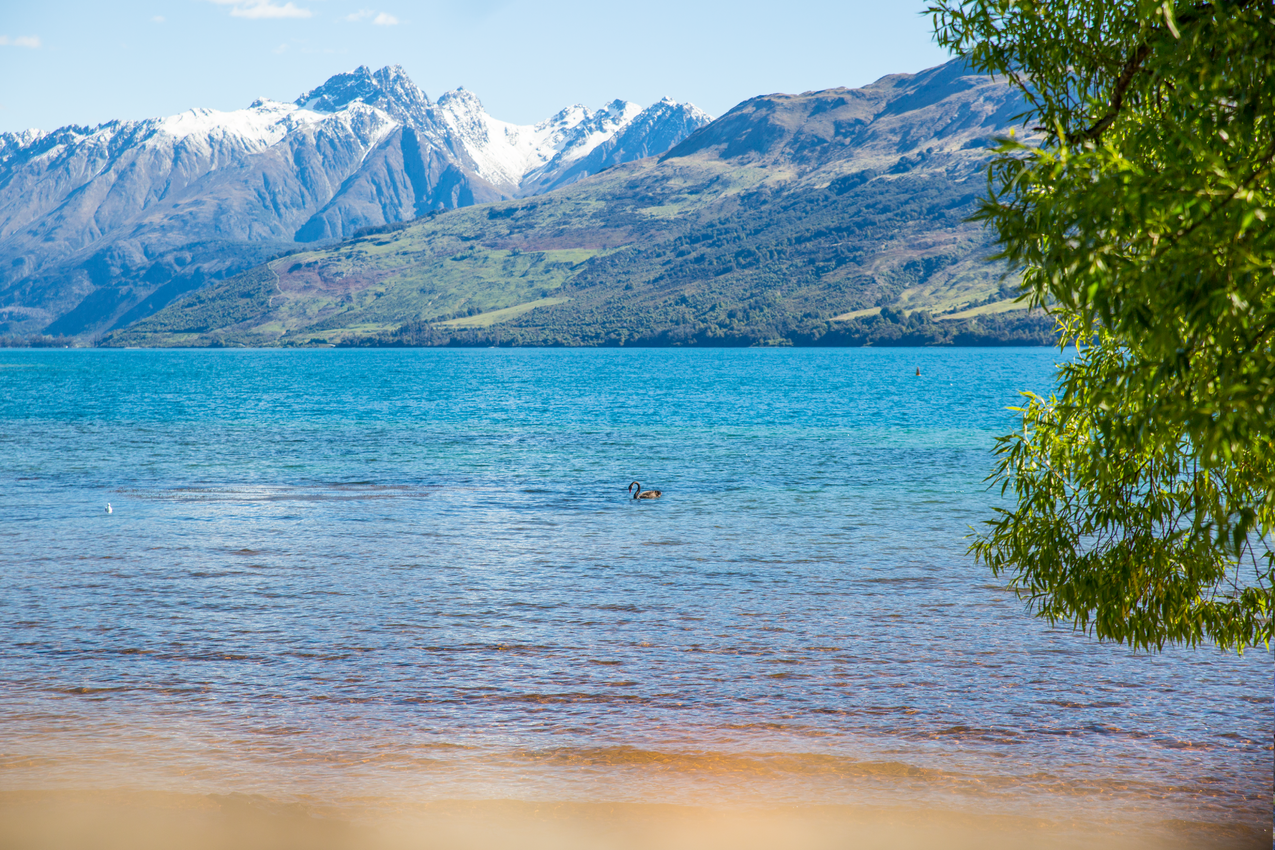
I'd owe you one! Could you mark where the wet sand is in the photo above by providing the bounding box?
[0,790,1265,850]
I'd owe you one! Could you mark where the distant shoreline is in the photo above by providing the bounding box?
[2,309,1059,350]
[1,337,1057,350]
[1,338,1057,350]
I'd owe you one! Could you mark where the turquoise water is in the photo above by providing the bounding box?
[0,349,1268,833]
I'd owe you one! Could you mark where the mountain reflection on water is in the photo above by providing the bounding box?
[0,348,1268,846]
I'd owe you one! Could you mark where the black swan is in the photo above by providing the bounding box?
[628,481,662,500]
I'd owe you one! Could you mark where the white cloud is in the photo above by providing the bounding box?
[273,43,289,54]
[152,15,165,22]
[207,0,312,19]
[233,2,312,18]
[0,35,42,48]
[345,9,398,25]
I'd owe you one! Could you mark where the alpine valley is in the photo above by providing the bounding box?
[1,61,1050,347]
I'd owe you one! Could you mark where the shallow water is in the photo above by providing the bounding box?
[0,348,1269,841]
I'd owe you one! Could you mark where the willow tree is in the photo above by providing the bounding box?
[929,0,1273,651]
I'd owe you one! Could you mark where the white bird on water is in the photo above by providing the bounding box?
[105,503,112,514]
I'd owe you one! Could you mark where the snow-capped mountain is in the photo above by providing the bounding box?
[0,65,711,337]
[439,94,641,189]
[524,96,713,194]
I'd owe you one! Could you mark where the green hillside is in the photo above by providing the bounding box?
[110,63,1052,348]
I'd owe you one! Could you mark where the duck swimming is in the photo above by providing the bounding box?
[628,481,661,500]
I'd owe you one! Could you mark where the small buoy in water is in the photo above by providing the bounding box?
[915,367,921,377]
[105,503,112,514]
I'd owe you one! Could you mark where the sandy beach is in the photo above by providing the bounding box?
[1,789,1266,850]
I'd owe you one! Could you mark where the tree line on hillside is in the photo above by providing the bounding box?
[0,333,83,348]
[337,305,1055,348]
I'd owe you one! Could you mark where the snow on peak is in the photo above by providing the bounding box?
[373,64,417,92]
[0,128,45,160]
[436,87,482,110]
[434,87,492,150]
[684,102,712,121]
[437,91,651,188]
[297,64,431,126]
[155,99,325,149]
[296,65,379,112]
[146,65,432,152]
[1,59,709,199]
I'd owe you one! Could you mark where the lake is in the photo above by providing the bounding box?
[0,348,1268,848]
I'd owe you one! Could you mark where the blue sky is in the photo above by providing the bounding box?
[0,1,951,132]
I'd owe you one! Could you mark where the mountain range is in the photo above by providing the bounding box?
[0,65,710,338]
[109,60,1051,349]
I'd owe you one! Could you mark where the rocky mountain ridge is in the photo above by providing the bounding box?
[0,65,710,337]
[112,60,1047,350]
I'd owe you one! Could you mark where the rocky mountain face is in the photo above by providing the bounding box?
[114,60,1046,350]
[0,66,710,337]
